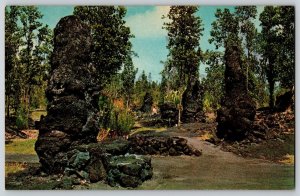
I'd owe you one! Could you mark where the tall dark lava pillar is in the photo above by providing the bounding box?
[216,41,256,141]
[35,15,100,173]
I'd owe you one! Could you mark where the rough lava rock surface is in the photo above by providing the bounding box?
[140,92,153,113]
[182,80,205,123]
[159,102,178,126]
[35,15,100,174]
[216,43,256,141]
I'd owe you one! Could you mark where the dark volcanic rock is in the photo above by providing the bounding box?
[105,155,153,188]
[140,92,153,113]
[159,102,178,126]
[182,80,205,123]
[216,42,256,141]
[275,90,294,112]
[35,15,100,174]
[128,134,202,157]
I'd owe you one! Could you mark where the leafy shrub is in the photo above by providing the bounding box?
[99,95,135,136]
[109,109,135,135]
[16,104,28,129]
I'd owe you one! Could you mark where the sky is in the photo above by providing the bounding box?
[37,5,264,82]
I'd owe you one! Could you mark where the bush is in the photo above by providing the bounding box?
[109,109,135,136]
[16,105,28,129]
[99,95,135,136]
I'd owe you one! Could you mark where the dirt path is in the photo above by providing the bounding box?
[135,137,294,189]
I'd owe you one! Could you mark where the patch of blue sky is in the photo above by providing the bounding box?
[35,5,263,82]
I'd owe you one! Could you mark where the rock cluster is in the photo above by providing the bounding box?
[249,110,294,142]
[216,42,256,141]
[61,139,152,188]
[35,15,100,173]
[182,80,205,123]
[105,155,153,187]
[128,135,202,156]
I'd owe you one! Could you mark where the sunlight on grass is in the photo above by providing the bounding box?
[279,154,294,165]
[30,110,47,121]
[6,139,37,155]
[196,132,214,140]
[130,126,167,136]
[5,162,27,177]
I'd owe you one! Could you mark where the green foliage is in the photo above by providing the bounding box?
[98,95,134,135]
[163,6,203,89]
[16,104,28,129]
[121,57,138,108]
[259,6,295,108]
[5,6,52,120]
[202,50,225,111]
[109,109,135,135]
[74,6,133,85]
[209,8,240,49]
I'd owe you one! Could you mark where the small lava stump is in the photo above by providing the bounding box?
[182,79,205,123]
[140,92,153,113]
[216,41,256,141]
[159,102,178,126]
[35,15,100,173]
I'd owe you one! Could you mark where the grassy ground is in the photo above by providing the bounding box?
[30,110,47,121]
[6,139,36,155]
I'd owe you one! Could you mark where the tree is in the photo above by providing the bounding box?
[74,6,133,86]
[209,8,240,49]
[5,6,52,123]
[277,6,295,90]
[259,6,281,108]
[121,57,138,109]
[18,6,52,119]
[5,6,22,117]
[259,6,295,108]
[163,6,203,126]
[202,50,225,111]
[163,6,203,88]
[235,6,258,92]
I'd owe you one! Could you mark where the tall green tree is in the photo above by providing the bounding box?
[18,6,52,118]
[259,6,295,108]
[209,8,240,50]
[202,50,225,111]
[235,6,258,92]
[163,6,203,88]
[259,6,281,108]
[5,6,22,117]
[121,57,138,108]
[74,6,133,85]
[5,6,52,122]
[162,6,203,126]
[276,6,295,90]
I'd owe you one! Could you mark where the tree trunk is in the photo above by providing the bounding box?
[246,62,249,92]
[269,78,275,109]
[6,95,10,118]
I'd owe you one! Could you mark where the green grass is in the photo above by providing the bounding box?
[30,110,47,121]
[130,126,167,136]
[6,139,37,155]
